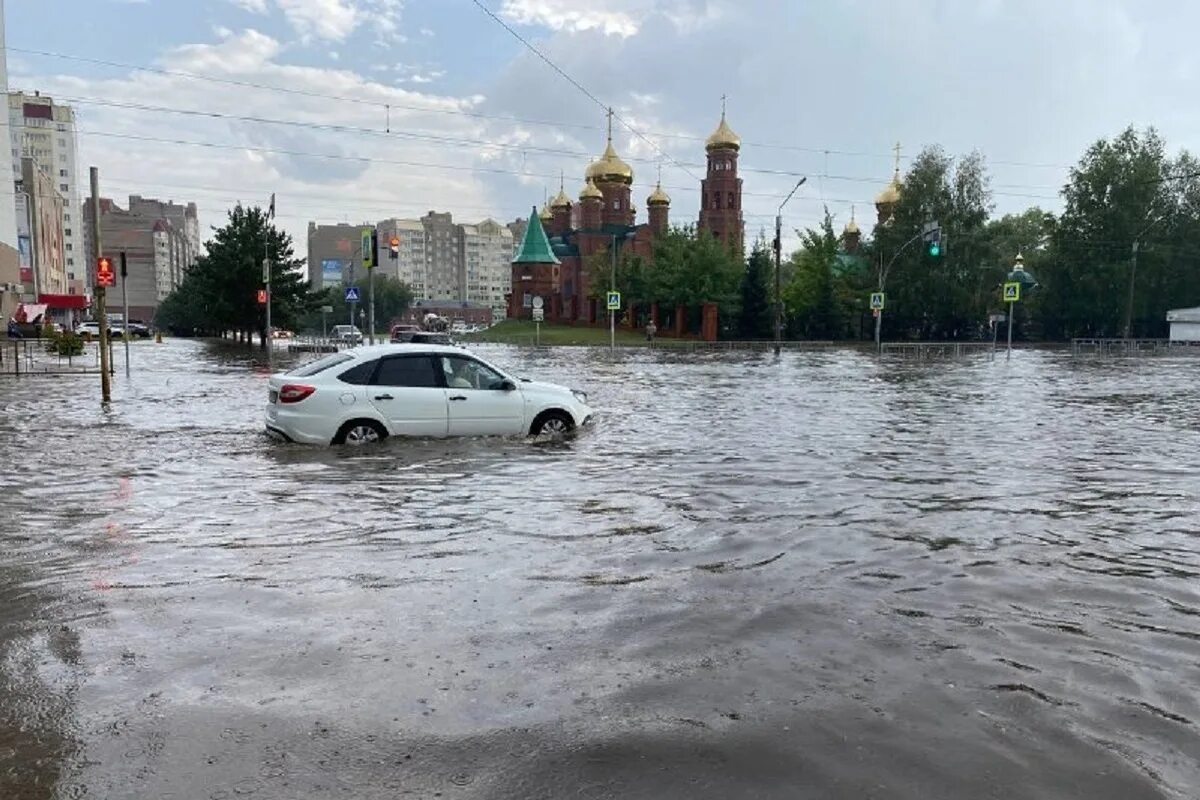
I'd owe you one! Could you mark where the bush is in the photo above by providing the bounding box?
[45,328,84,357]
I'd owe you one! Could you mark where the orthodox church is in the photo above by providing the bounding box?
[507,106,745,324]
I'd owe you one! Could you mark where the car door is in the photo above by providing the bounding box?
[439,355,526,436]
[367,354,449,437]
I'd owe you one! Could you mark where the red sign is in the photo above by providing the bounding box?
[257,289,268,305]
[96,256,115,288]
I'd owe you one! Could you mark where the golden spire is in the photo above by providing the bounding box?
[876,143,902,206]
[550,169,571,208]
[647,164,670,206]
[585,106,633,185]
[705,96,740,151]
[843,204,860,235]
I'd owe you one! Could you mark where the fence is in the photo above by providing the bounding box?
[879,341,998,359]
[1071,338,1200,357]
[0,338,112,376]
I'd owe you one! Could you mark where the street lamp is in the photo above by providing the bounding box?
[1125,213,1167,340]
[774,176,807,355]
[610,231,634,354]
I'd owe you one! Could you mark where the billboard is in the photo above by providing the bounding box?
[17,236,32,286]
[321,259,346,288]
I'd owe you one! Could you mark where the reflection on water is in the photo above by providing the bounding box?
[1,339,1198,799]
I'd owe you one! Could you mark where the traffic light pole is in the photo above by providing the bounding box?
[120,251,130,377]
[90,167,111,403]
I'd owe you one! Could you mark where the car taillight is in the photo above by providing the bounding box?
[278,384,316,403]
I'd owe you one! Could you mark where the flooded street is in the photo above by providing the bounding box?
[1,339,1198,799]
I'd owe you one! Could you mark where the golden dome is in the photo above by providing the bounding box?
[875,171,901,206]
[647,181,670,206]
[705,112,740,152]
[585,140,634,185]
[579,178,603,201]
[843,219,860,235]
[550,187,571,209]
[538,202,553,221]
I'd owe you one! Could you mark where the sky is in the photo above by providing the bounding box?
[6,0,1199,259]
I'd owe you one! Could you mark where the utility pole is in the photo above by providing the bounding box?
[120,251,130,377]
[90,167,111,403]
[1123,240,1139,340]
[610,234,617,354]
[263,255,272,370]
[775,177,807,356]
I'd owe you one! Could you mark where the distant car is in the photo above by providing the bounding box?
[126,321,152,338]
[331,325,363,344]
[76,321,104,337]
[271,328,294,339]
[264,343,593,445]
[389,324,421,343]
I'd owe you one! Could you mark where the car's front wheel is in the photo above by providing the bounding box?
[530,410,574,438]
[333,419,388,446]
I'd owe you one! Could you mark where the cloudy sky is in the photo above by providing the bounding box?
[6,0,1197,257]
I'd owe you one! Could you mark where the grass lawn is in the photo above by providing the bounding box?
[462,319,650,346]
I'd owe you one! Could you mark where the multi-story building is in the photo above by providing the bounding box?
[308,213,514,319]
[0,0,19,321]
[84,197,192,322]
[375,217,426,294]
[460,219,512,316]
[17,157,68,298]
[8,91,82,286]
[128,195,200,267]
[307,222,372,291]
[506,218,528,258]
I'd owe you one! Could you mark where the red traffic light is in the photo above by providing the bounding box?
[389,236,400,258]
[96,256,115,287]
[257,289,268,305]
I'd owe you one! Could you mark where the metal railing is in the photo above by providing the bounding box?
[0,338,112,376]
[879,341,998,359]
[1071,338,1200,357]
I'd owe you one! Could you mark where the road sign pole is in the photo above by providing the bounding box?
[368,267,376,346]
[120,251,130,377]
[1006,300,1015,360]
[536,320,540,346]
[263,256,272,372]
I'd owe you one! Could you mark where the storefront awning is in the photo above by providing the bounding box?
[39,293,90,310]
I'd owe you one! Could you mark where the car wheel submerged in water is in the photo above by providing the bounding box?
[334,419,387,446]
[531,411,574,438]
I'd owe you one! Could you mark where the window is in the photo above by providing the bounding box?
[64,228,71,236]
[612,200,620,210]
[67,258,73,266]
[65,243,72,251]
[373,355,438,387]
[290,352,353,377]
[337,359,378,385]
[728,192,736,209]
[60,183,68,192]
[64,213,70,222]
[713,193,721,210]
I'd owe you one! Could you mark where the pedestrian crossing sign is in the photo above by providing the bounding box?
[606,291,621,311]
[1003,282,1020,302]
[345,286,361,303]
[869,292,885,310]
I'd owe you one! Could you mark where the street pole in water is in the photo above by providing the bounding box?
[368,265,376,346]
[610,235,616,354]
[120,251,130,377]
[1006,299,1015,360]
[775,177,807,356]
[90,167,111,403]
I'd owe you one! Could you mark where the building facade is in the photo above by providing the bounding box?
[128,195,199,267]
[17,157,68,298]
[86,197,191,322]
[507,108,743,324]
[309,214,514,319]
[8,92,82,286]
[0,1,17,251]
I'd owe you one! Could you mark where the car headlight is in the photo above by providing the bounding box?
[572,389,588,404]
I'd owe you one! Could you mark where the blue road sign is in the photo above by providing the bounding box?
[344,286,360,303]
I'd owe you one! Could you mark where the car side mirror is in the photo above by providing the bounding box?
[499,379,517,391]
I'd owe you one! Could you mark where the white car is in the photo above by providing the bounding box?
[264,344,594,445]
[331,324,363,344]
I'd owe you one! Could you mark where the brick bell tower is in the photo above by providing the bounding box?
[697,97,744,254]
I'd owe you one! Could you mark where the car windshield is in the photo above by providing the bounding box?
[289,352,354,377]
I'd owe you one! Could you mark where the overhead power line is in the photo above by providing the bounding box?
[9,44,1076,170]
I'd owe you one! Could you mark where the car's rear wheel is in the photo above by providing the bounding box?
[333,419,387,446]
[531,410,574,438]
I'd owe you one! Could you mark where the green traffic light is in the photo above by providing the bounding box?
[929,243,941,257]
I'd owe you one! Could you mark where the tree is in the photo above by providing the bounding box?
[156,205,310,345]
[784,211,845,339]
[867,147,993,339]
[737,241,772,338]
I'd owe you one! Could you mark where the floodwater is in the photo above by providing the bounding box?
[1,339,1198,800]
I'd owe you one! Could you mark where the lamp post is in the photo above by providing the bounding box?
[610,231,634,354]
[1005,252,1037,360]
[1124,214,1166,340]
[774,177,807,355]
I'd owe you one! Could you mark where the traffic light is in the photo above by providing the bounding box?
[927,228,942,257]
[96,256,115,287]
[389,236,400,259]
[257,289,268,305]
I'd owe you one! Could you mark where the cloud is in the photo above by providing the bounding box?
[228,0,269,12]
[499,0,641,37]
[276,0,362,42]
[420,27,435,37]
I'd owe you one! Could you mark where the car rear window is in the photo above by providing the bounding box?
[290,353,354,377]
[337,359,378,385]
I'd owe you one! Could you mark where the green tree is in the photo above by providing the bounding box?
[156,205,309,345]
[784,211,845,339]
[737,241,772,338]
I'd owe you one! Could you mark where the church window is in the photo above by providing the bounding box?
[728,191,736,208]
[713,192,721,210]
